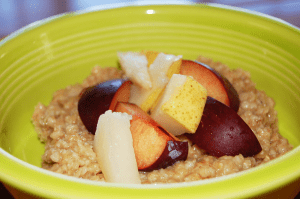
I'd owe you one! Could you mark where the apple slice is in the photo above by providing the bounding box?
[78,79,126,134]
[180,60,240,112]
[117,51,152,90]
[109,80,132,111]
[185,97,262,157]
[94,110,141,184]
[151,74,207,136]
[113,102,188,171]
[130,118,188,171]
[128,52,182,113]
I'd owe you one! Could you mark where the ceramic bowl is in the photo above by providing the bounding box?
[1,2,300,198]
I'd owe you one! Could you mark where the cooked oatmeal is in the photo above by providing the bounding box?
[32,56,293,183]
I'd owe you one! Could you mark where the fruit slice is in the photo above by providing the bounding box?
[128,52,182,113]
[185,97,262,157]
[142,50,159,67]
[113,102,157,125]
[109,80,132,111]
[151,74,207,136]
[180,60,240,112]
[130,118,188,171]
[94,110,141,184]
[146,140,188,171]
[117,51,152,89]
[78,79,125,134]
[113,102,188,171]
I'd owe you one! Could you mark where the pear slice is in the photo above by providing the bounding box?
[94,110,141,184]
[129,52,182,113]
[117,51,152,90]
[151,74,207,136]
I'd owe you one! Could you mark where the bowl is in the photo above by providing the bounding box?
[1,1,300,198]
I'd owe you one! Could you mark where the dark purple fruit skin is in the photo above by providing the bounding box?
[140,140,189,171]
[78,79,126,134]
[185,97,262,157]
[195,60,240,112]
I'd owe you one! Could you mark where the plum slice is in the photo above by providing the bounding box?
[185,97,262,157]
[180,60,240,112]
[113,102,188,171]
[130,118,188,171]
[109,80,132,111]
[143,139,188,171]
[78,79,126,134]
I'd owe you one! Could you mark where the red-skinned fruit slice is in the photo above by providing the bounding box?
[113,101,178,141]
[148,139,188,171]
[113,102,157,125]
[180,60,240,112]
[78,79,126,134]
[185,97,262,157]
[109,80,132,111]
[130,118,188,171]
[113,102,188,171]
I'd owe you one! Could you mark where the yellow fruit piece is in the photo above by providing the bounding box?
[140,87,164,113]
[162,76,207,134]
[129,52,182,113]
[151,74,207,136]
[142,50,182,77]
[142,50,159,67]
[166,58,181,79]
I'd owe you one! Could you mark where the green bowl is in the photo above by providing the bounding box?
[1,2,300,198]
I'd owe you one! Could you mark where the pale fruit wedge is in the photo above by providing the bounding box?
[151,74,207,136]
[117,51,152,90]
[142,50,159,67]
[129,52,182,113]
[94,110,141,184]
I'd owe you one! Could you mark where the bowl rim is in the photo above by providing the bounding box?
[0,1,300,198]
[0,0,299,47]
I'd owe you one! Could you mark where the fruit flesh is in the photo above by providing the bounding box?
[130,118,188,171]
[94,110,141,184]
[113,102,157,125]
[151,74,207,136]
[113,102,188,170]
[118,51,152,89]
[180,60,240,112]
[128,52,182,113]
[130,118,173,170]
[141,140,188,171]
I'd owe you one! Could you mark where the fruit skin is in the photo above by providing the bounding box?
[109,80,132,111]
[180,60,240,112]
[130,118,188,171]
[150,74,207,136]
[113,102,188,171]
[78,79,126,134]
[185,97,262,157]
[143,139,188,171]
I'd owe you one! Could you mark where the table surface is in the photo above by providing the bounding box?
[0,0,299,198]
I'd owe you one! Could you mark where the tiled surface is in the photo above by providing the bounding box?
[0,0,299,198]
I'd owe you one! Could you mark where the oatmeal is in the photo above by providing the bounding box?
[32,56,293,183]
